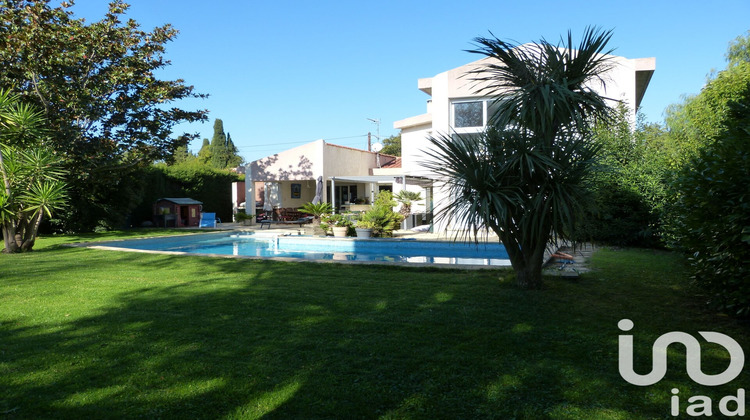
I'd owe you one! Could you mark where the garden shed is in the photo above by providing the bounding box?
[153,198,203,227]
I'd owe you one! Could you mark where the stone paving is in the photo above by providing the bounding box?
[543,243,597,278]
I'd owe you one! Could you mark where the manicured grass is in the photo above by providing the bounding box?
[1,232,748,419]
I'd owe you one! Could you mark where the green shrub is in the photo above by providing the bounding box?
[234,212,253,222]
[359,191,404,237]
[672,93,750,317]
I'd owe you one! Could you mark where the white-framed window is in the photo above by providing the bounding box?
[451,99,497,133]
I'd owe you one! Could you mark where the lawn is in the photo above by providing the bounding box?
[1,231,747,419]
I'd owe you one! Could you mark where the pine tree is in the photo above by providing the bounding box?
[172,144,194,164]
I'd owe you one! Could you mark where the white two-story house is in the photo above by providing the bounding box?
[394,48,656,233]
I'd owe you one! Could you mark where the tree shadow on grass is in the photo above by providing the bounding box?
[1,248,747,419]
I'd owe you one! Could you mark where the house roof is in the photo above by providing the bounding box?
[157,198,203,205]
[381,157,401,169]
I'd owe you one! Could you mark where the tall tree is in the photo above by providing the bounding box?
[726,30,750,67]
[225,133,243,168]
[197,138,212,164]
[426,27,615,289]
[209,118,229,169]
[206,119,243,169]
[0,0,208,230]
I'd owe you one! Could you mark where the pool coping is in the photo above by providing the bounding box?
[65,230,513,270]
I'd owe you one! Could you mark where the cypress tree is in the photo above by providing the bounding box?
[197,138,212,164]
[226,133,243,168]
[210,119,229,168]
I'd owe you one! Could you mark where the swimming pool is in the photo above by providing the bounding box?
[91,232,511,268]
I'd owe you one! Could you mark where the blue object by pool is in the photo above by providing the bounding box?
[96,232,511,267]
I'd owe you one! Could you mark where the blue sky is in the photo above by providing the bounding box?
[69,0,749,163]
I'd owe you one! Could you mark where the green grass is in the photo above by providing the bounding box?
[1,232,748,419]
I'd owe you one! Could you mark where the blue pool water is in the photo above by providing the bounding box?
[98,232,511,267]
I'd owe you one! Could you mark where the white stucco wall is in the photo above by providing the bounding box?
[322,144,378,180]
[250,139,323,182]
[244,140,385,212]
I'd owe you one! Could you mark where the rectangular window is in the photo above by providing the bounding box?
[453,101,483,128]
[291,183,301,199]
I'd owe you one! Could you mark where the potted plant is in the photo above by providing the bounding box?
[298,202,333,225]
[321,213,353,237]
[234,211,255,226]
[359,191,404,237]
[299,202,333,236]
[355,220,375,238]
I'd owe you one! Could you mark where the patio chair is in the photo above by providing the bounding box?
[199,212,217,228]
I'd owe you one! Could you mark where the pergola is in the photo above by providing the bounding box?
[328,175,434,213]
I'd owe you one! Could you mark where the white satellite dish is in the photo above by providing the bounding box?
[371,142,383,153]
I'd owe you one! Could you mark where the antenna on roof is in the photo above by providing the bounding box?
[367,117,380,142]
[367,118,382,167]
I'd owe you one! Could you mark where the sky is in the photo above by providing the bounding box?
[67,0,749,163]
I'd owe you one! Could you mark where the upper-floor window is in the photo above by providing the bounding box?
[451,99,497,132]
[453,101,483,128]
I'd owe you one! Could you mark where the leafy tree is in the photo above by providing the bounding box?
[426,28,615,289]
[0,0,208,230]
[197,138,212,164]
[172,144,195,164]
[0,90,67,252]
[726,30,750,67]
[380,134,401,156]
[664,37,750,169]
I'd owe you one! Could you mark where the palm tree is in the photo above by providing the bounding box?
[298,201,333,225]
[425,27,615,289]
[394,190,423,217]
[0,89,67,253]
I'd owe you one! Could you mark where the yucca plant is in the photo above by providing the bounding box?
[425,27,614,289]
[0,90,67,253]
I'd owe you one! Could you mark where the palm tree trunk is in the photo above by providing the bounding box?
[20,211,43,251]
[0,146,11,198]
[503,232,547,289]
[516,267,543,289]
[1,223,20,253]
